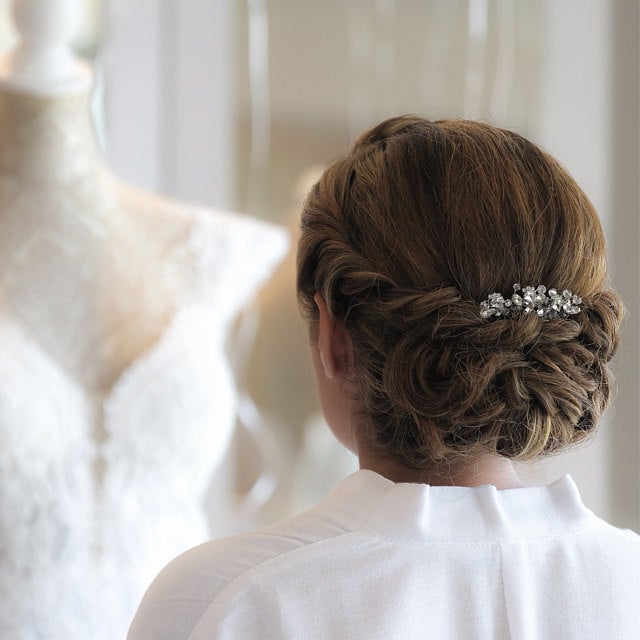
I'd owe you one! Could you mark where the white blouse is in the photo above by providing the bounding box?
[128,470,640,639]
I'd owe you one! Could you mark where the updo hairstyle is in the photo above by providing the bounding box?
[297,116,623,468]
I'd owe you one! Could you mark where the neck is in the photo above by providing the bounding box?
[357,448,526,489]
[0,85,103,183]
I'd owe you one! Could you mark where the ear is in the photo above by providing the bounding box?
[313,292,353,379]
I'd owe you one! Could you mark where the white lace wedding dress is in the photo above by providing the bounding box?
[0,88,288,639]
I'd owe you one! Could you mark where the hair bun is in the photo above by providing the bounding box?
[297,116,623,467]
[361,285,619,464]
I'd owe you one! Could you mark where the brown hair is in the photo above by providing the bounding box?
[297,116,623,467]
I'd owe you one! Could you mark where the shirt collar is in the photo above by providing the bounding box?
[321,469,596,543]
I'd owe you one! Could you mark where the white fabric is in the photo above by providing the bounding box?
[0,84,289,639]
[128,470,640,640]
[0,204,288,640]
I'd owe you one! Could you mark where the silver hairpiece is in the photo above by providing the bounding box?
[480,284,582,320]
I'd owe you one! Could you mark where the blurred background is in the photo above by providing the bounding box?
[0,0,637,534]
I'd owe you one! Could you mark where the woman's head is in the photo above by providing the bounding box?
[297,116,623,468]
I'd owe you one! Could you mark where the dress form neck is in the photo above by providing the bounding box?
[0,87,104,186]
[0,0,106,199]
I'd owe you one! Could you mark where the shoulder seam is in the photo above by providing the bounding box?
[187,529,370,638]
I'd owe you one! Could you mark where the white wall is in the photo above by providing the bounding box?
[101,0,237,210]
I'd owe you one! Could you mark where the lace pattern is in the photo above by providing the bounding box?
[0,194,288,639]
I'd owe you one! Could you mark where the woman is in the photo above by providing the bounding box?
[128,117,640,639]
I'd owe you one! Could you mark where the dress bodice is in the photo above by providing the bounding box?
[0,199,288,639]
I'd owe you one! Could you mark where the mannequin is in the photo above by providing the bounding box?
[0,1,288,638]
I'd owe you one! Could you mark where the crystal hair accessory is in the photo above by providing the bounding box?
[480,284,582,320]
